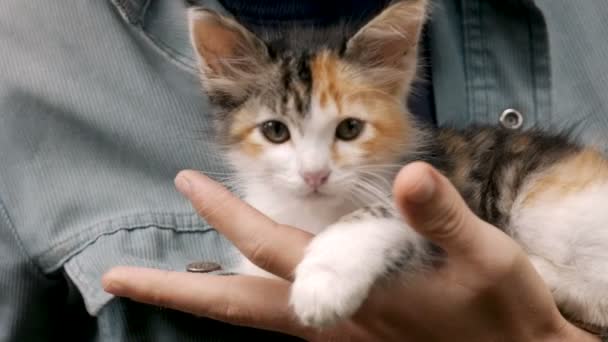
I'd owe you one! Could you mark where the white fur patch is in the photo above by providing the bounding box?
[511,179,608,326]
[290,217,423,326]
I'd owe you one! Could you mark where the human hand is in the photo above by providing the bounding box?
[102,162,599,341]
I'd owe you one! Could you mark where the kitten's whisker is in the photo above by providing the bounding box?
[350,187,390,209]
[354,163,405,169]
[197,171,239,176]
[357,175,392,194]
[351,179,393,208]
[345,188,370,208]
[356,170,394,190]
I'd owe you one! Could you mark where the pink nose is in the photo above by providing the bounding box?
[300,170,330,189]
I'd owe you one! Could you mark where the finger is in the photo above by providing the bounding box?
[102,266,313,338]
[175,170,311,279]
[393,162,499,257]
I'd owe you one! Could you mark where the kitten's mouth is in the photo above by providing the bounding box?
[301,189,331,199]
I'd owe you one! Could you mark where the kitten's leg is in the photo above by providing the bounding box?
[290,205,429,327]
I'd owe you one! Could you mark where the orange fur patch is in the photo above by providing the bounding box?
[229,107,262,157]
[312,51,413,164]
[523,149,608,205]
[239,139,263,157]
[359,96,411,162]
[311,52,343,113]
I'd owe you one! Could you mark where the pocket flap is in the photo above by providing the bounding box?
[64,226,240,315]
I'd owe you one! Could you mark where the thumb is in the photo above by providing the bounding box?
[393,162,492,257]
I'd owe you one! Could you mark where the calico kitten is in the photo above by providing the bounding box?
[187,0,608,329]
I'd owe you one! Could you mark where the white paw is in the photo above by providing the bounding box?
[289,264,370,328]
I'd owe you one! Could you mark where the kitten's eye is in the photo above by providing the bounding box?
[260,120,290,144]
[336,118,364,141]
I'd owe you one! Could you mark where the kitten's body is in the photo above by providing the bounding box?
[188,0,608,330]
[240,124,608,326]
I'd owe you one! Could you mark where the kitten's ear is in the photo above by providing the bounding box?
[188,8,271,107]
[345,0,428,70]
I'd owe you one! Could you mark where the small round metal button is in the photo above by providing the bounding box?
[499,108,524,130]
[186,261,222,273]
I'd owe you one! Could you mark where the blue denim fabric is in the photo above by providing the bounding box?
[1,0,607,341]
[430,0,608,148]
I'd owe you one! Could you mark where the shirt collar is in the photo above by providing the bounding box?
[110,0,150,25]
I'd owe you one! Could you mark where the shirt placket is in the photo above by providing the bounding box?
[460,0,551,130]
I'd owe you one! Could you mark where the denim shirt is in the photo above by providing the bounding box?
[1,0,607,341]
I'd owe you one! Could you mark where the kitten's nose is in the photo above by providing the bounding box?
[300,169,331,190]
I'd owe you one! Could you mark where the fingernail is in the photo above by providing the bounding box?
[102,271,125,294]
[175,173,192,196]
[102,278,123,294]
[407,170,436,204]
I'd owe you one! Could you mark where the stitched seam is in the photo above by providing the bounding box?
[62,224,225,314]
[0,194,44,274]
[460,0,469,118]
[110,0,136,24]
[479,1,490,121]
[462,0,485,123]
[142,30,198,72]
[138,0,152,25]
[131,24,198,74]
[111,0,150,25]
[65,256,96,300]
[110,0,197,74]
[524,3,539,123]
[528,3,552,123]
[41,221,214,273]
[38,211,207,257]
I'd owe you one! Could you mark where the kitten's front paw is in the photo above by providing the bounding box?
[289,264,370,328]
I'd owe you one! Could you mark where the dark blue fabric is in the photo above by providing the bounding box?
[219,0,391,26]
[409,28,437,125]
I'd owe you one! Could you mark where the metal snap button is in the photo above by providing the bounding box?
[186,261,222,273]
[499,108,523,130]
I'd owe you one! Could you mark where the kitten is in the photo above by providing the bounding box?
[187,0,608,330]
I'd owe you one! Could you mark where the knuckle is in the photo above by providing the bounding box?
[217,298,250,326]
[199,279,251,324]
[246,221,285,271]
[247,236,274,271]
[192,199,211,219]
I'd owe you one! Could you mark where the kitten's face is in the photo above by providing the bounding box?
[189,1,427,201]
[225,52,416,200]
